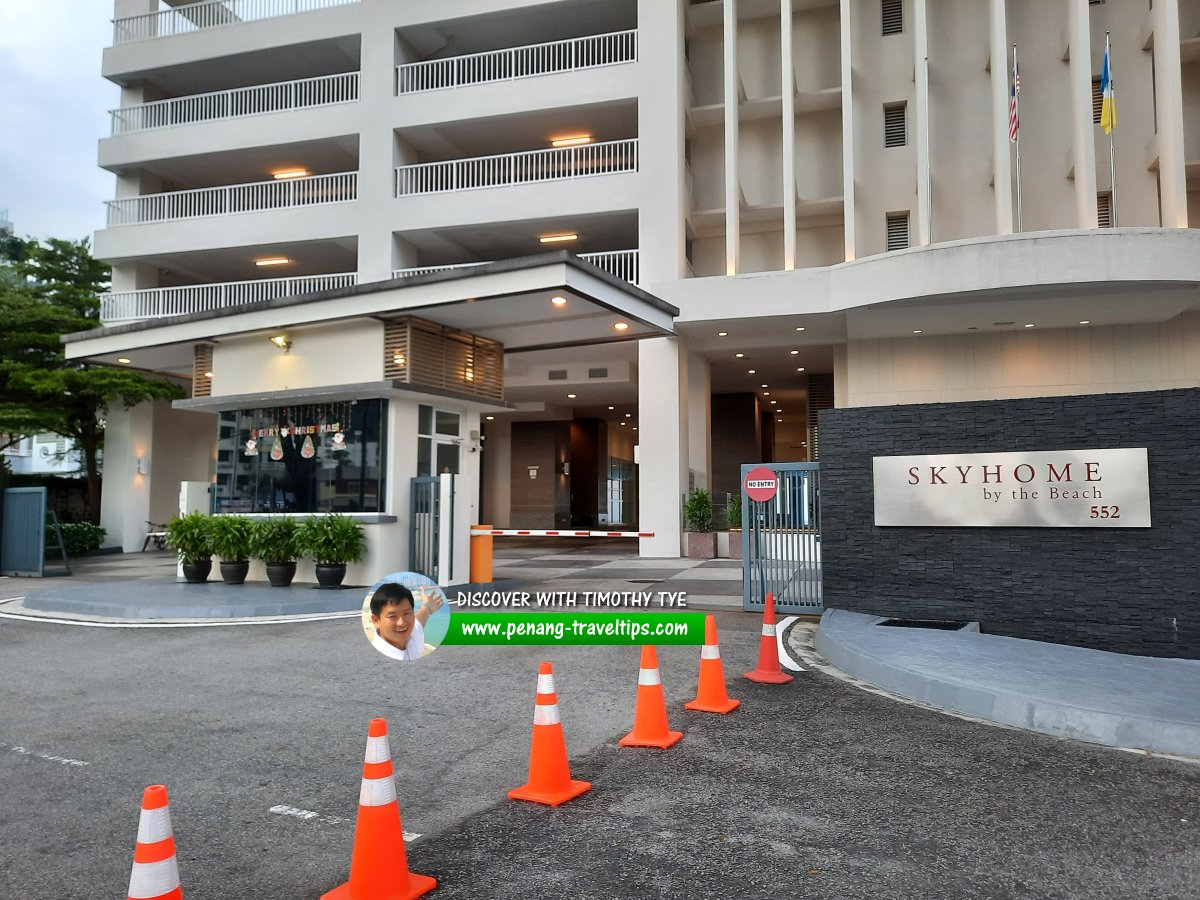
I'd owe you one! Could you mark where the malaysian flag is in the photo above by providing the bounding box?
[1008,57,1020,142]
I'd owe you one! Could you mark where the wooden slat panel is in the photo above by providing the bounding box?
[383,316,503,399]
[192,343,214,398]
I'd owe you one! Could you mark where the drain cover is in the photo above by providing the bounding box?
[877,618,968,630]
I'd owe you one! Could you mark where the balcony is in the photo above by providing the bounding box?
[395,140,638,197]
[106,172,357,227]
[391,250,640,286]
[395,30,636,94]
[110,72,358,135]
[112,0,358,44]
[99,272,357,323]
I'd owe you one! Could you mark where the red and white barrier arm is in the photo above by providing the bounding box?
[469,529,655,538]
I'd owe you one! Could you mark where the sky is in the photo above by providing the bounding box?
[0,1,119,242]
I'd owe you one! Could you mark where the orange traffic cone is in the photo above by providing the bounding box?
[508,662,592,806]
[322,718,436,900]
[745,592,794,684]
[619,646,683,749]
[684,615,741,714]
[126,784,182,900]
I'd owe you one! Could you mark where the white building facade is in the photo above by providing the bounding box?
[66,0,1200,582]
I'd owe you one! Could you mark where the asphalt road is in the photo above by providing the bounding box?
[1,611,1197,899]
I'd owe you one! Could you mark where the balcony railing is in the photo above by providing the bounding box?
[112,0,358,44]
[100,272,357,323]
[395,29,637,94]
[395,139,638,196]
[391,250,640,286]
[110,72,359,135]
[106,172,357,226]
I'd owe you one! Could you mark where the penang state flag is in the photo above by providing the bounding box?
[1099,40,1115,134]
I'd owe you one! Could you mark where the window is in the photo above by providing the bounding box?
[417,404,462,477]
[213,399,387,513]
[882,0,903,35]
[1097,193,1112,228]
[1091,78,1103,124]
[886,212,911,250]
[884,103,907,148]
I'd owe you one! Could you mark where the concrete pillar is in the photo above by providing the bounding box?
[686,351,711,491]
[723,0,740,275]
[781,0,796,269]
[1068,0,1099,228]
[1152,0,1188,227]
[356,21,397,282]
[638,337,689,558]
[481,417,512,529]
[913,0,932,245]
[989,0,1014,234]
[839,0,855,261]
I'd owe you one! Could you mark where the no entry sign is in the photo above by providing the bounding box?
[744,466,779,503]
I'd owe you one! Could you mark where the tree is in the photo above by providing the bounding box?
[0,239,184,522]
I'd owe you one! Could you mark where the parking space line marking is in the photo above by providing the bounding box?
[268,804,420,840]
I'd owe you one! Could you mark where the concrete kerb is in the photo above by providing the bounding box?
[811,608,1200,759]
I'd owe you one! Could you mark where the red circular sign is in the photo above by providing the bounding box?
[744,466,779,502]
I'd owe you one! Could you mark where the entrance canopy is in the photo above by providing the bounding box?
[61,252,679,377]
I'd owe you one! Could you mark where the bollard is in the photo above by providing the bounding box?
[470,524,493,584]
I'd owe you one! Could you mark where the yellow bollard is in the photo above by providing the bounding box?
[470,524,493,584]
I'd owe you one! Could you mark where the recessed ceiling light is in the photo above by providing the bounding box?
[777,418,783,422]
[255,257,291,267]
[1025,323,1035,328]
[632,426,637,431]
[735,353,744,358]
[620,421,627,426]
[761,384,768,388]
[567,393,577,399]
[1079,320,1090,325]
[550,135,593,147]
[763,391,771,396]
[117,357,132,364]
[625,413,632,418]
[485,415,495,420]
[795,326,805,332]
[539,233,578,243]
[718,331,728,337]
[614,322,629,331]
[790,350,799,355]
[608,406,615,410]
[551,296,567,306]
[272,168,309,179]
[770,400,777,404]
[912,329,923,334]
[748,369,756,374]
[796,367,805,372]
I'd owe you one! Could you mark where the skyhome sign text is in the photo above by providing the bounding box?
[873,449,1150,527]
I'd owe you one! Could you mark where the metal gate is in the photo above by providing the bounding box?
[409,476,442,581]
[741,463,822,613]
[2,487,47,577]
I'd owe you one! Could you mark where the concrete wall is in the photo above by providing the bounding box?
[509,420,570,528]
[818,388,1200,658]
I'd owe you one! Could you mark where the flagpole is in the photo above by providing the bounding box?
[1013,44,1022,233]
[1106,32,1117,226]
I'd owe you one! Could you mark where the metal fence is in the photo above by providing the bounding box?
[409,477,442,582]
[742,463,822,613]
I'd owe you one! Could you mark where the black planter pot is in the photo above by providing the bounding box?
[219,560,250,585]
[265,561,297,587]
[315,563,348,589]
[181,559,212,584]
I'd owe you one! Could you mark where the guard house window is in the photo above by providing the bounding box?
[886,211,911,250]
[417,404,462,477]
[213,399,386,513]
[882,0,903,35]
[884,103,907,147]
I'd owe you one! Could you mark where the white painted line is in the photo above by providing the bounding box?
[776,616,806,672]
[0,610,360,629]
[268,805,421,840]
[0,596,26,606]
[0,742,90,767]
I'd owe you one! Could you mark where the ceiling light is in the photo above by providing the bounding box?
[790,350,799,355]
[614,322,629,331]
[761,384,768,388]
[1025,323,1035,328]
[633,426,637,431]
[625,413,632,418]
[270,335,292,352]
[539,233,578,244]
[567,393,577,399]
[551,296,568,306]
[1079,320,1091,325]
[608,406,615,410]
[718,331,728,337]
[117,357,132,364]
[485,415,495,421]
[620,421,627,426]
[748,369,756,374]
[550,135,593,147]
[796,367,805,372]
[770,400,777,404]
[255,257,291,267]
[912,329,923,334]
[764,392,770,396]
[272,168,309,179]
[777,418,783,422]
[393,352,406,367]
[795,326,805,332]
[735,353,744,358]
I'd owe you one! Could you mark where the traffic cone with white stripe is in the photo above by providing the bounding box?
[618,646,683,749]
[321,718,436,900]
[126,785,182,900]
[744,592,794,684]
[507,662,591,806]
[684,615,741,714]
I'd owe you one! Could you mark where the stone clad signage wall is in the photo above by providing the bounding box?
[873,449,1150,527]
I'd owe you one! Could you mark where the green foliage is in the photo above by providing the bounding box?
[47,522,107,555]
[0,238,184,522]
[297,514,367,565]
[167,511,212,565]
[249,517,300,564]
[683,489,714,533]
[207,515,255,563]
[726,492,742,530]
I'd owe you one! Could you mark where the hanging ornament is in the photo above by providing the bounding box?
[301,433,315,459]
[270,437,284,461]
[279,424,289,438]
[244,438,259,456]
[332,430,346,448]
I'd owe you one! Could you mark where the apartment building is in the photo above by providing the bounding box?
[64,0,1200,585]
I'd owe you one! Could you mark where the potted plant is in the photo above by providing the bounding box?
[207,514,254,585]
[166,511,213,584]
[250,517,300,587]
[298,513,366,589]
[683,488,716,560]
